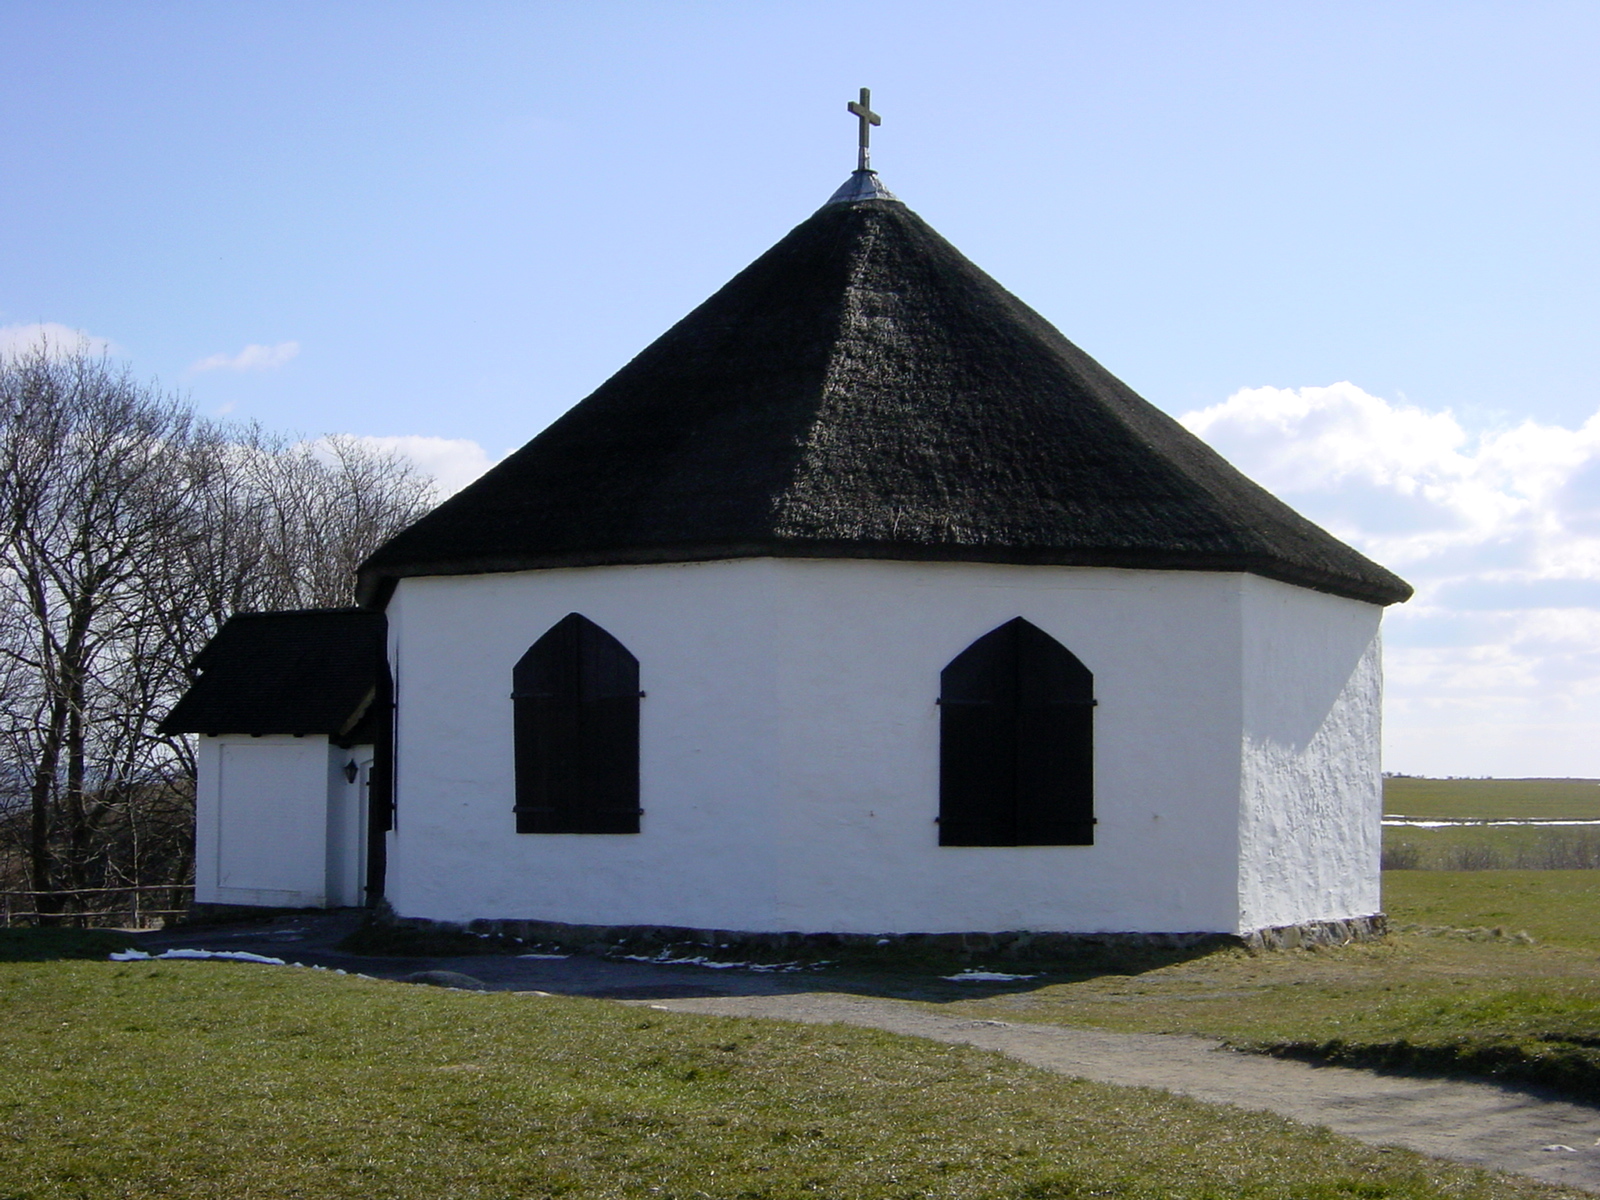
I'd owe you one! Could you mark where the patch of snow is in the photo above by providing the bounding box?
[109,948,287,965]
[619,953,746,969]
[515,952,572,960]
[617,952,815,973]
[941,969,1038,983]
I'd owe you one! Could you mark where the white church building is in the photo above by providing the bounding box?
[165,148,1411,948]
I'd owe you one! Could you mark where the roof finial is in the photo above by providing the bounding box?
[823,89,897,206]
[847,87,880,173]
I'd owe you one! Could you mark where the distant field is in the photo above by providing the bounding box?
[1385,776,1600,820]
[1382,777,1600,870]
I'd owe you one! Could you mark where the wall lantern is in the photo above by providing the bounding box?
[343,760,359,785]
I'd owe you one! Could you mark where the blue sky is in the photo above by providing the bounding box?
[3,2,1597,777]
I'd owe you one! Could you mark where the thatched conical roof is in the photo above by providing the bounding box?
[360,177,1410,607]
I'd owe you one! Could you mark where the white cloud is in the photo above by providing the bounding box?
[1182,383,1600,585]
[0,322,116,359]
[191,341,300,372]
[1181,383,1600,778]
[343,435,500,497]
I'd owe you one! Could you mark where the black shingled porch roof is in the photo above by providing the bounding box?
[161,609,386,738]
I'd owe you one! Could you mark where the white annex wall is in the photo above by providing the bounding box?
[378,558,1365,936]
[194,735,373,909]
[1236,576,1384,931]
[196,735,331,908]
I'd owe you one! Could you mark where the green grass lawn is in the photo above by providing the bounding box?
[7,781,1600,1196]
[4,959,1573,1200]
[1385,870,1600,947]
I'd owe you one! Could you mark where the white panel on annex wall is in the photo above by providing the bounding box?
[217,739,326,896]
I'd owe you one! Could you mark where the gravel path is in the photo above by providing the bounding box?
[136,914,1600,1194]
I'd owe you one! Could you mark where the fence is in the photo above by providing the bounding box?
[0,884,194,928]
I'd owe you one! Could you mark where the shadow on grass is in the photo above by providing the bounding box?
[338,915,1237,1003]
[338,921,537,958]
[0,927,141,963]
[1257,1036,1600,1106]
[812,941,1238,1004]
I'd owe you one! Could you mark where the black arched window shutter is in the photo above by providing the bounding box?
[940,617,1095,847]
[513,614,641,834]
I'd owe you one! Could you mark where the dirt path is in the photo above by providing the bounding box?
[138,915,1600,1194]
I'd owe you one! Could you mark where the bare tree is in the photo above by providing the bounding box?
[0,343,435,922]
[0,347,200,913]
[142,427,435,813]
[145,425,434,679]
[238,430,437,612]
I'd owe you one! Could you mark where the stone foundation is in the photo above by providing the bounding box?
[1241,914,1387,951]
[378,909,1387,960]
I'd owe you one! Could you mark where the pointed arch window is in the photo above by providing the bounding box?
[513,614,641,834]
[939,617,1095,847]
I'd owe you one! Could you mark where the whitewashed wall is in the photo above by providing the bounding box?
[194,735,371,909]
[379,558,1366,935]
[1236,576,1384,931]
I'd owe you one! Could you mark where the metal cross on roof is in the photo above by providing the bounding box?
[847,87,880,172]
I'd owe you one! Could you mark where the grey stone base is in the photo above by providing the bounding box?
[380,911,1387,961]
[1242,914,1387,951]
